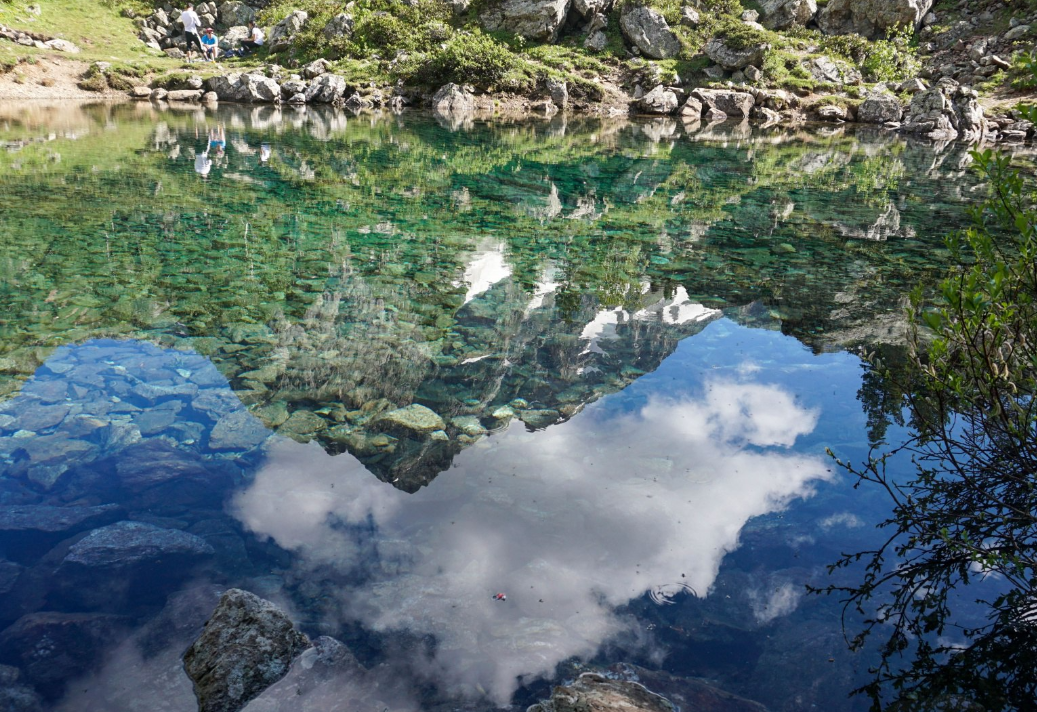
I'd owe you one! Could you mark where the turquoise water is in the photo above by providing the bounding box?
[0,102,978,711]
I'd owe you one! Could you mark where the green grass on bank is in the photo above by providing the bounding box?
[0,0,180,69]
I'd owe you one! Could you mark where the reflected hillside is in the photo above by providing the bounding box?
[0,103,978,489]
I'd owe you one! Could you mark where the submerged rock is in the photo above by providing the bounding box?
[183,589,311,712]
[0,504,124,563]
[373,404,446,436]
[527,672,676,712]
[0,664,43,712]
[61,520,214,569]
[0,612,126,693]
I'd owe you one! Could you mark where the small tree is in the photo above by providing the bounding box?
[817,148,1037,711]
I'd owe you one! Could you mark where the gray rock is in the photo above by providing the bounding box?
[680,5,700,26]
[277,409,327,441]
[857,91,903,123]
[300,58,330,79]
[373,403,447,436]
[573,0,612,17]
[1004,24,1030,41]
[705,35,769,70]
[584,28,607,51]
[219,24,250,50]
[480,0,572,42]
[130,85,153,98]
[43,38,80,53]
[528,672,676,712]
[268,9,308,52]
[218,1,255,27]
[183,589,310,712]
[692,88,755,118]
[818,0,933,39]
[639,85,678,115]
[679,96,703,117]
[816,103,849,121]
[323,12,354,40]
[900,81,987,141]
[0,612,126,690]
[759,0,816,29]
[547,79,568,109]
[620,5,681,59]
[209,409,270,451]
[0,504,124,563]
[0,664,43,712]
[280,78,307,97]
[304,73,347,103]
[246,636,364,709]
[807,55,862,85]
[167,89,204,102]
[61,520,214,569]
[431,82,475,114]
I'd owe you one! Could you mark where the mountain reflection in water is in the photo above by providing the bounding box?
[234,364,827,703]
[0,102,983,711]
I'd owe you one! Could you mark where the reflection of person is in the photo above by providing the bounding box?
[209,125,226,156]
[260,143,271,163]
[194,146,212,177]
[241,21,264,54]
[180,4,203,62]
[201,27,219,62]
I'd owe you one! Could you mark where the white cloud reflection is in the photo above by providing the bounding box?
[231,374,829,704]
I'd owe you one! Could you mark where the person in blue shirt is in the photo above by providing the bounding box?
[200,27,219,62]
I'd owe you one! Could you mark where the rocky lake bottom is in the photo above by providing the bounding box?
[0,100,1018,711]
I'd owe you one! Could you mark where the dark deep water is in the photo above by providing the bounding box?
[0,101,985,711]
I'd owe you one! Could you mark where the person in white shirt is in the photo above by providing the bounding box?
[240,21,264,54]
[180,4,204,62]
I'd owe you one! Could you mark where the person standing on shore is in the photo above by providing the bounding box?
[180,4,203,62]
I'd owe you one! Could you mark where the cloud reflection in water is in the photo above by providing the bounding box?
[232,373,830,703]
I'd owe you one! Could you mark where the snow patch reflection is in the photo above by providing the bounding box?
[232,376,829,703]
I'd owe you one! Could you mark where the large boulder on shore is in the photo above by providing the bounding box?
[620,5,681,59]
[479,0,571,42]
[638,85,678,115]
[759,0,816,29]
[527,672,676,712]
[857,91,904,123]
[900,80,987,142]
[183,589,310,712]
[692,88,755,119]
[818,0,933,39]
[304,73,348,103]
[207,73,280,103]
[705,35,770,70]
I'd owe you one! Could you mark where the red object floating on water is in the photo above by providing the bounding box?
[493,592,507,601]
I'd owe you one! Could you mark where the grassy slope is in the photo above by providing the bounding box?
[0,0,181,71]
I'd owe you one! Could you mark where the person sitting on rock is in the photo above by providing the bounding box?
[240,21,264,55]
[200,27,219,62]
